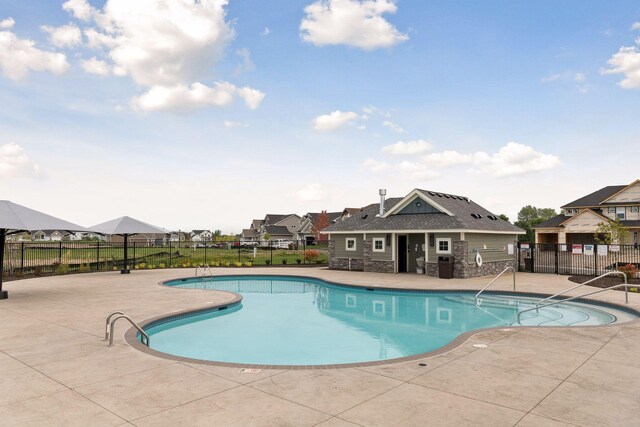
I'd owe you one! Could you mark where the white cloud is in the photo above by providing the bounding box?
[368,142,560,179]
[295,183,326,201]
[81,56,110,75]
[224,120,249,128]
[382,140,432,155]
[382,120,405,134]
[0,17,15,30]
[41,24,82,48]
[300,0,408,50]
[0,142,40,177]
[62,0,96,22]
[398,161,440,180]
[62,0,265,111]
[262,27,270,36]
[0,30,69,80]
[574,72,586,82]
[541,73,562,83]
[475,142,561,177]
[631,22,640,31]
[313,110,360,131]
[235,48,255,74]
[362,158,391,172]
[131,82,265,112]
[603,46,640,89]
[422,150,476,167]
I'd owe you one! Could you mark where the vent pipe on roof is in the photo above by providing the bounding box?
[378,189,387,217]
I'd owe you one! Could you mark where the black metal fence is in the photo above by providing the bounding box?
[517,243,640,276]
[1,240,328,280]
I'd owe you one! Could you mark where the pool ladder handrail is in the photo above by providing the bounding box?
[517,275,630,325]
[475,266,516,302]
[195,264,212,278]
[104,312,149,347]
[533,271,628,312]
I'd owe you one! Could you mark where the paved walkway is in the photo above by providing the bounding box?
[1,268,639,426]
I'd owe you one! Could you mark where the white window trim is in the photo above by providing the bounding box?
[345,237,357,251]
[435,238,451,254]
[616,207,626,220]
[372,238,385,253]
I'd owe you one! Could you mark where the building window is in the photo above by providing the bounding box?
[632,206,639,213]
[617,207,626,220]
[373,238,385,252]
[436,238,451,254]
[346,238,356,251]
[608,207,616,213]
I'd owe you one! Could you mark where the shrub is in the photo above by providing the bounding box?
[282,259,287,265]
[34,267,43,277]
[56,264,69,275]
[618,263,638,280]
[79,263,91,273]
[159,263,165,269]
[296,259,302,264]
[234,262,242,267]
[303,249,320,263]
[245,262,252,267]
[265,260,271,265]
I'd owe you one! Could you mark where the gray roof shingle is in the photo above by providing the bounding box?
[324,190,523,233]
[562,185,626,208]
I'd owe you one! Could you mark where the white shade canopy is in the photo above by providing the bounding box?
[89,216,166,235]
[0,200,87,232]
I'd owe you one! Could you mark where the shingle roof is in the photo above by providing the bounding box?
[264,225,291,235]
[324,190,523,233]
[307,212,342,224]
[533,215,570,229]
[562,185,627,208]
[241,228,257,237]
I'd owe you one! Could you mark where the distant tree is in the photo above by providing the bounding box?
[213,229,222,239]
[498,214,510,223]
[594,218,629,245]
[263,232,271,241]
[312,211,331,242]
[514,205,558,243]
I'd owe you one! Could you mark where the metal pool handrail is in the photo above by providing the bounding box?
[534,271,627,312]
[517,280,631,324]
[107,314,149,347]
[104,311,124,341]
[475,266,516,301]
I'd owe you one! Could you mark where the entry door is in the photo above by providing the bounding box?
[398,235,408,273]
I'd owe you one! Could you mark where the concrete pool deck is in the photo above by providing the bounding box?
[0,268,639,426]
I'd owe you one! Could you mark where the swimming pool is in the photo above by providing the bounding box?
[139,275,638,366]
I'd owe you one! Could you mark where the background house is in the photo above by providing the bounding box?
[535,179,640,246]
[297,211,341,244]
[323,189,523,278]
[190,230,213,242]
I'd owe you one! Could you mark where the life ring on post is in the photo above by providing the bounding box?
[475,251,483,267]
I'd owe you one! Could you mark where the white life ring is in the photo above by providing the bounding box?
[475,252,483,267]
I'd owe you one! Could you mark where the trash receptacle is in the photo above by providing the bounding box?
[416,257,425,274]
[438,256,454,279]
[524,257,533,272]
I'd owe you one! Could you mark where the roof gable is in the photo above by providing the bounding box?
[562,185,627,208]
[601,179,640,204]
[382,189,454,217]
[396,196,442,215]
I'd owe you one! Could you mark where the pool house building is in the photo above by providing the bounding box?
[323,189,524,278]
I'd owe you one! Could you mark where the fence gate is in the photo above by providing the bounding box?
[518,242,640,276]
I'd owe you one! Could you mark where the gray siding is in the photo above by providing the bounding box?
[408,234,426,271]
[397,197,441,215]
[465,233,517,263]
[369,233,392,261]
[426,232,460,263]
[332,234,364,259]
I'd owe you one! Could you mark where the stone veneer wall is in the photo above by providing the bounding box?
[330,239,393,273]
[330,238,516,277]
[328,240,364,271]
[452,240,517,279]
[362,240,395,273]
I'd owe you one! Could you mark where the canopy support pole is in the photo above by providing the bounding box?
[0,228,7,299]
[121,234,130,274]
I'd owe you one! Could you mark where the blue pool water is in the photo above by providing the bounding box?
[147,275,637,366]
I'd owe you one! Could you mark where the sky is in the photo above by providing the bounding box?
[0,0,639,233]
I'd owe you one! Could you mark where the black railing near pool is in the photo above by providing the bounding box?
[1,240,328,280]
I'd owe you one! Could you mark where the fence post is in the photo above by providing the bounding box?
[531,243,535,273]
[270,241,273,265]
[169,241,172,268]
[238,242,241,263]
[20,242,24,273]
[97,241,100,271]
[58,241,62,265]
[594,245,598,275]
[302,239,306,264]
[204,240,208,265]
[554,243,559,275]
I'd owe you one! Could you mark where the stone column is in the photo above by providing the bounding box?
[453,240,469,278]
[363,239,372,272]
